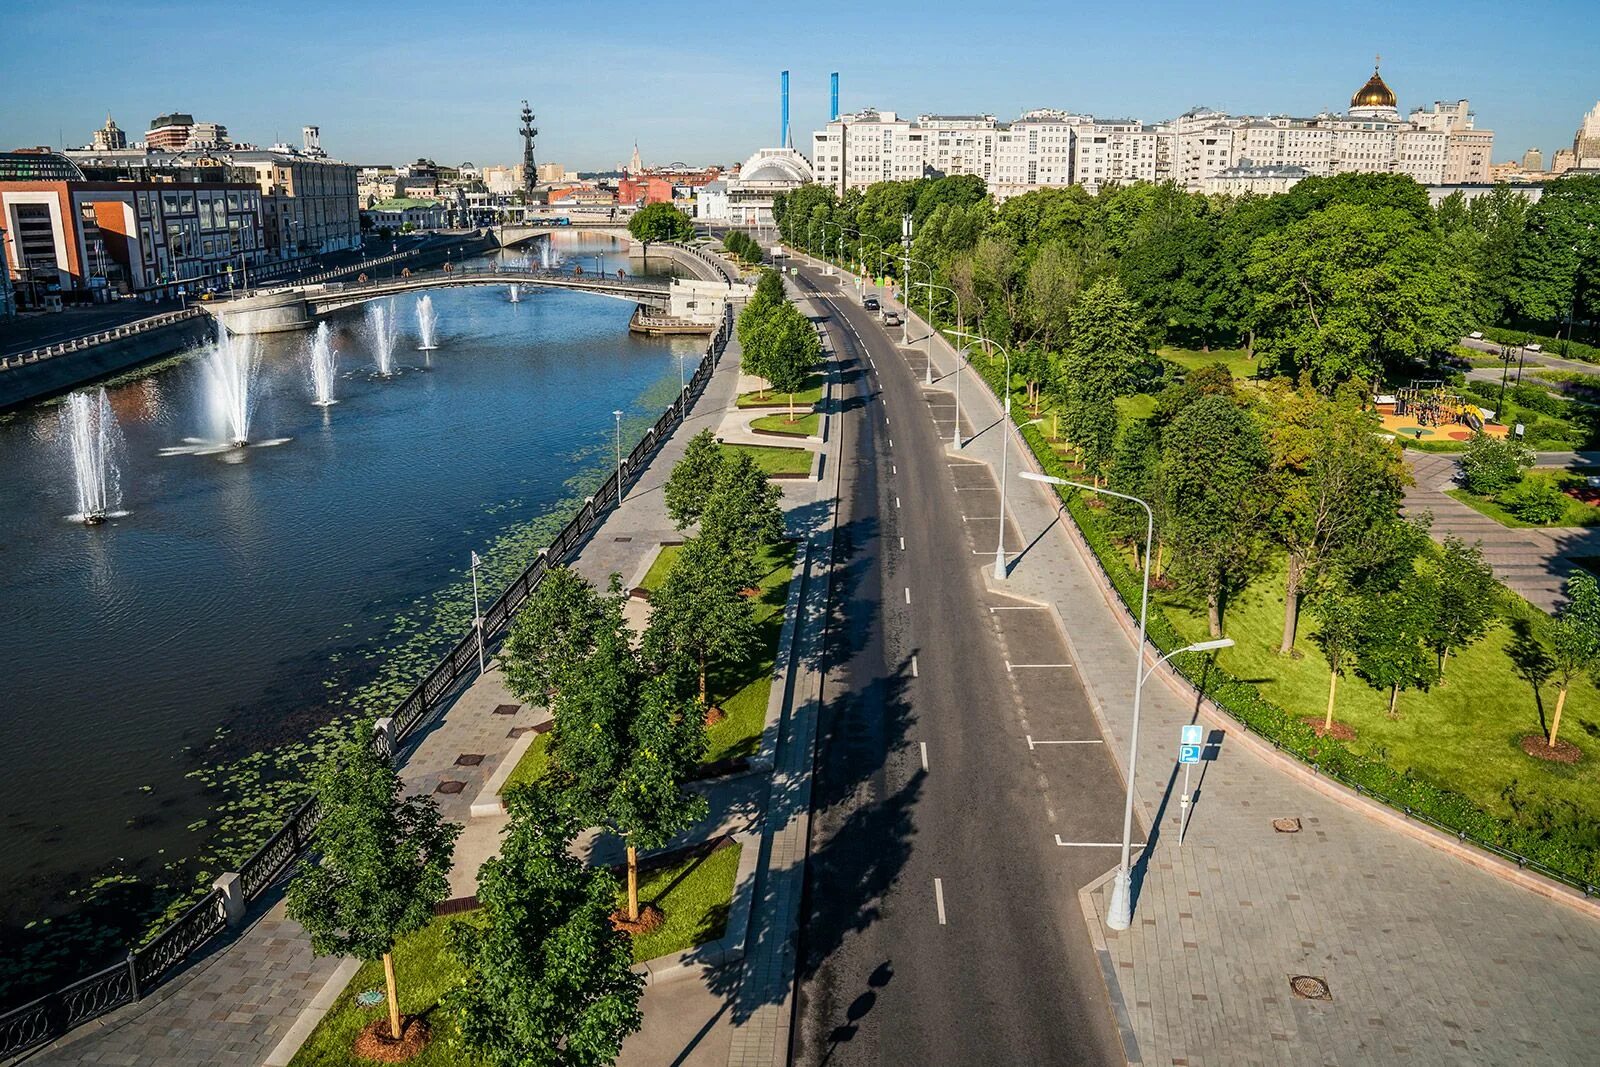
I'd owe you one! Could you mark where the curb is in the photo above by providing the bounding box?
[467,724,541,819]
[631,830,761,986]
[1075,869,1144,1067]
[261,957,361,1066]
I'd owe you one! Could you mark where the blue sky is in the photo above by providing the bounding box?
[2,0,1595,171]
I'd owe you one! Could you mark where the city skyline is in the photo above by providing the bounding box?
[3,0,1597,170]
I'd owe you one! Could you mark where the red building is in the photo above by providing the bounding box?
[615,176,674,208]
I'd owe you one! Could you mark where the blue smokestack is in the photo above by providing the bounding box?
[830,73,839,121]
[781,70,790,147]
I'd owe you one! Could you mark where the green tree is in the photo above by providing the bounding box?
[501,566,616,705]
[663,429,726,529]
[1459,431,1532,494]
[1352,575,1440,718]
[627,203,694,249]
[1057,277,1147,483]
[449,786,643,1067]
[644,534,761,705]
[699,451,785,568]
[548,620,706,921]
[759,304,823,420]
[1160,394,1270,636]
[1544,572,1600,748]
[1246,202,1470,386]
[1421,534,1498,679]
[1308,583,1367,733]
[1502,472,1567,524]
[1511,174,1600,337]
[1267,381,1408,653]
[1106,419,1164,570]
[286,722,459,1044]
[1464,183,1532,326]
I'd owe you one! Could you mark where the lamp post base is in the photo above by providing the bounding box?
[1106,867,1132,930]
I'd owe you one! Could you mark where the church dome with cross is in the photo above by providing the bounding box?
[1349,57,1400,119]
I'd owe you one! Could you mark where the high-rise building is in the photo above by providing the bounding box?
[90,115,126,151]
[1575,102,1600,168]
[1409,99,1493,183]
[1522,148,1544,173]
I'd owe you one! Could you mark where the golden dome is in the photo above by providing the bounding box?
[1351,58,1396,109]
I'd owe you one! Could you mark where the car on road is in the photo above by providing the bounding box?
[882,310,902,327]
[864,296,880,312]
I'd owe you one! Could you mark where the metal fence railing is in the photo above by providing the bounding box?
[0,307,208,371]
[0,303,734,1061]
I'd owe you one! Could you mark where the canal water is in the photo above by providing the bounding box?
[0,237,700,999]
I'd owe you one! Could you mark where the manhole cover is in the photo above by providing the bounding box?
[455,754,484,766]
[614,536,633,543]
[508,726,534,739]
[1289,975,1331,1000]
[1273,818,1302,833]
[435,780,466,794]
[492,703,521,716]
[355,988,385,1007]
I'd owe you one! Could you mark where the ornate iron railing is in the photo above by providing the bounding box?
[0,303,732,1060]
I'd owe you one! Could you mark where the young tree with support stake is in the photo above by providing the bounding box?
[548,618,706,926]
[760,304,823,422]
[1421,535,1498,680]
[1309,584,1366,735]
[500,566,620,706]
[663,429,726,529]
[1352,575,1440,719]
[449,786,643,1067]
[1544,572,1600,749]
[286,721,459,1052]
[644,534,762,706]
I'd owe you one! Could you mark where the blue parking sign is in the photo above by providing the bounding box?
[1179,744,1202,764]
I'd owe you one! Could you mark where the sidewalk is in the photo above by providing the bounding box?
[860,269,1600,1066]
[25,301,837,1066]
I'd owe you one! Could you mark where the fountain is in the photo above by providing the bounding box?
[508,284,521,304]
[202,324,259,446]
[368,301,398,376]
[416,294,438,351]
[538,239,557,270]
[60,388,124,524]
[309,322,338,405]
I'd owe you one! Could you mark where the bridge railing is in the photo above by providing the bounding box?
[311,264,671,299]
[0,307,209,372]
[0,301,734,1061]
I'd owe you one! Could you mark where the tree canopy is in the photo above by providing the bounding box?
[627,203,694,246]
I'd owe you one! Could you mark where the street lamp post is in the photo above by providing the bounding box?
[613,410,624,507]
[947,328,1019,580]
[1019,469,1233,928]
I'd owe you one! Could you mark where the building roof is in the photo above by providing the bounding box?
[734,147,815,187]
[365,197,442,210]
[149,113,196,129]
[1351,61,1397,109]
[0,151,86,181]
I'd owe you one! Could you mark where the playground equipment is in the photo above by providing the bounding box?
[1377,382,1505,441]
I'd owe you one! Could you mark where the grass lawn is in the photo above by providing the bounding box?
[736,373,823,409]
[1156,557,1600,826]
[750,411,820,437]
[507,540,797,785]
[289,914,485,1067]
[1446,488,1600,528]
[1114,394,1158,421]
[722,443,813,477]
[289,846,741,1066]
[629,841,741,962]
[1160,346,1259,378]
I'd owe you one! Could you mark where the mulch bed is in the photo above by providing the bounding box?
[703,705,727,726]
[353,1016,431,1062]
[1520,734,1583,763]
[1302,717,1357,742]
[609,904,665,936]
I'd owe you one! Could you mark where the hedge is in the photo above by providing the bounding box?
[1478,325,1600,365]
[961,344,1600,891]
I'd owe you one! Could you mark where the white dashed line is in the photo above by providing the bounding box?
[1005,661,1073,671]
[899,536,905,550]
[896,496,902,509]
[1026,735,1104,749]
[912,654,919,677]
[933,878,947,924]
[905,587,912,605]
[920,741,929,770]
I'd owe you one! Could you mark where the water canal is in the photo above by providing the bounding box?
[0,236,701,999]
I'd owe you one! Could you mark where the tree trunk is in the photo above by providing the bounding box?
[698,650,707,703]
[382,951,402,1041]
[788,391,796,422]
[626,844,641,922]
[1439,648,1449,682]
[1279,554,1304,654]
[1155,542,1166,580]
[1206,590,1222,639]
[1550,685,1569,747]
[1387,683,1400,719]
[1323,669,1339,732]
[1246,329,1256,360]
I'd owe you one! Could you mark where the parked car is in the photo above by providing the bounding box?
[882,310,902,327]
[864,296,880,312]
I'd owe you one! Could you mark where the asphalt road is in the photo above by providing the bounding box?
[790,261,1129,1066]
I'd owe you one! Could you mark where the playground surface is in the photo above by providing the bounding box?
[1379,410,1509,441]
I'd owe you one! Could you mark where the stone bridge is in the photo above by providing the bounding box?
[204,267,671,335]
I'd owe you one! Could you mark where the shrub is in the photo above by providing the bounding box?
[1460,432,1533,495]
[1501,473,1569,524]
[1511,383,1568,418]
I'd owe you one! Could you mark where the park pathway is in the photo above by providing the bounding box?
[23,297,839,1066]
[856,272,1600,1066]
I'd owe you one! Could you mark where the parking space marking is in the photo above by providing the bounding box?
[1027,735,1104,749]
[1006,661,1072,671]
[1053,837,1144,849]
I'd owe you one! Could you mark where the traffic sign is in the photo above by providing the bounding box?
[1178,744,1202,764]
[1181,724,1202,746]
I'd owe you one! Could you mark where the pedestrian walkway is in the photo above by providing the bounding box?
[1402,449,1599,611]
[859,272,1600,1066]
[24,299,842,1066]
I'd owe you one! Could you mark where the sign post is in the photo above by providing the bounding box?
[1178,724,1202,846]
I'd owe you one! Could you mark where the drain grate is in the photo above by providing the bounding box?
[492,703,521,716]
[435,780,466,795]
[1289,975,1331,1000]
[1273,818,1302,833]
[614,536,633,542]
[508,726,534,739]
[455,754,484,767]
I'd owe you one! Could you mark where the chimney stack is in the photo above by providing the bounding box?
[781,70,790,148]
[830,73,839,122]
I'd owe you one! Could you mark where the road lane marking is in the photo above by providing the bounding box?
[920,741,929,770]
[989,606,1048,612]
[899,536,905,550]
[892,464,897,474]
[912,654,919,677]
[1006,661,1073,670]
[1027,735,1104,749]
[1053,837,1145,848]
[933,878,947,924]
[896,496,902,509]
[905,587,912,605]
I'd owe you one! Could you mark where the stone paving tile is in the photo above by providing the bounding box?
[887,292,1600,1067]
